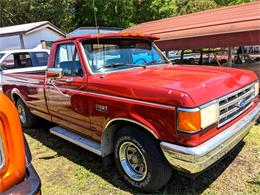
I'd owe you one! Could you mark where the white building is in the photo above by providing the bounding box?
[0,21,65,51]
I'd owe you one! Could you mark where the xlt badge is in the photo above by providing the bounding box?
[96,104,108,113]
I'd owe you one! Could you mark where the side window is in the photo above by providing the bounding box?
[15,53,32,68]
[73,52,83,77]
[2,54,15,69]
[30,52,49,67]
[55,44,83,77]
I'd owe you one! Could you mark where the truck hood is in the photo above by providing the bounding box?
[89,64,258,107]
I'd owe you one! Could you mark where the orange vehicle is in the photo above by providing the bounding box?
[0,93,41,194]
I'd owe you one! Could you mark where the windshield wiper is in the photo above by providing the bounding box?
[145,60,170,65]
[97,63,146,71]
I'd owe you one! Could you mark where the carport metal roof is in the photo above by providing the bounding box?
[0,21,65,37]
[124,1,260,50]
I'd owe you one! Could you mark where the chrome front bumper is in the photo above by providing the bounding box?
[160,103,260,174]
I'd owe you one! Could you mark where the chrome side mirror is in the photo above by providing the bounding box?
[46,68,63,79]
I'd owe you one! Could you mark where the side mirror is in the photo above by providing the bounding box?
[46,68,63,79]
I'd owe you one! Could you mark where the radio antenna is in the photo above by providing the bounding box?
[93,0,100,41]
[92,0,101,61]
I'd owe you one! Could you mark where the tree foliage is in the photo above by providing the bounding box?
[0,0,73,31]
[73,0,176,29]
[0,0,256,33]
[176,0,218,15]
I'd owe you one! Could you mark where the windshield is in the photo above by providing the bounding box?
[82,39,169,73]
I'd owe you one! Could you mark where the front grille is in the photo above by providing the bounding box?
[218,84,255,127]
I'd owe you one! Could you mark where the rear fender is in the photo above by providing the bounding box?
[10,88,25,105]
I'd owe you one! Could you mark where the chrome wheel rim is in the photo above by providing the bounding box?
[17,104,26,124]
[119,141,147,181]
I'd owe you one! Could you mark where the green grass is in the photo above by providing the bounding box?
[24,124,260,194]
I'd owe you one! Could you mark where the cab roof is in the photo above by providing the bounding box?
[54,32,160,43]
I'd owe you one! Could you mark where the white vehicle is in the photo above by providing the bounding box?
[167,50,210,64]
[0,49,49,69]
[0,49,49,87]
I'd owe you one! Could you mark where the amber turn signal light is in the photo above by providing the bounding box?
[177,110,201,132]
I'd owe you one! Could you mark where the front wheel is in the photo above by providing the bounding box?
[114,126,172,192]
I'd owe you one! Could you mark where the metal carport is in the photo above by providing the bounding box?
[124,1,260,51]
[124,1,260,78]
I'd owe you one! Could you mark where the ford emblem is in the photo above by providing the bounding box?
[237,99,246,108]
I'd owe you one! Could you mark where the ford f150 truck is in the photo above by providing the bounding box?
[0,93,41,194]
[1,33,260,192]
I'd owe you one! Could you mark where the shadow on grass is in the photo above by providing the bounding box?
[24,123,245,194]
[247,173,260,186]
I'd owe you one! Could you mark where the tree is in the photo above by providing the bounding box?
[29,0,74,32]
[214,0,254,6]
[73,0,175,28]
[73,0,134,29]
[132,0,176,25]
[176,0,218,15]
[0,0,31,27]
[0,0,74,32]
[0,0,257,32]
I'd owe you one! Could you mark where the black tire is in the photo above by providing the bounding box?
[188,58,195,64]
[16,98,35,128]
[114,125,172,192]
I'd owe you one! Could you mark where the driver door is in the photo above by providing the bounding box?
[46,42,92,137]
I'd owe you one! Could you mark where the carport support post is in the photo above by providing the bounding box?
[181,50,184,63]
[19,33,25,49]
[199,49,203,65]
[227,47,232,67]
[165,51,169,58]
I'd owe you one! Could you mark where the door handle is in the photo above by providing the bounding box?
[65,78,73,82]
[49,80,70,97]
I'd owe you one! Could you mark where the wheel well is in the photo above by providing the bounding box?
[12,93,21,104]
[101,120,158,157]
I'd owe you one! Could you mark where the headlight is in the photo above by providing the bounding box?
[200,103,219,129]
[254,81,259,97]
[177,102,219,133]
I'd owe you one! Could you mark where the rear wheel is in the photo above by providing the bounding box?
[188,58,195,64]
[114,126,172,192]
[16,98,36,128]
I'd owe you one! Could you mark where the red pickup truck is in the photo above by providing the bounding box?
[2,33,260,192]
